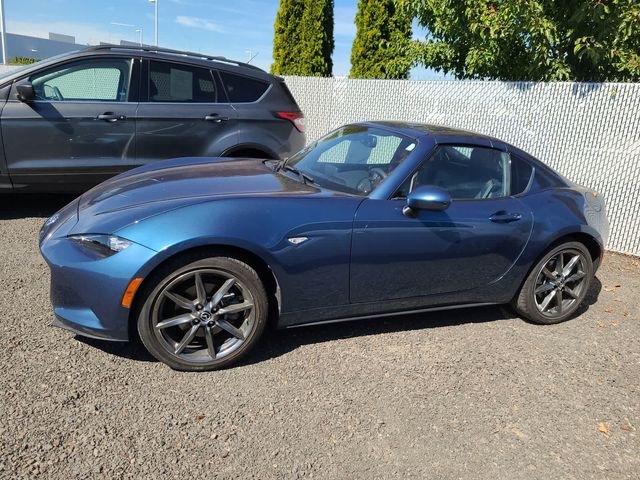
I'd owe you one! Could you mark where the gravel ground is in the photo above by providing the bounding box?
[1,195,639,479]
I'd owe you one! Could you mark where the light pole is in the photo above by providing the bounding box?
[0,0,7,64]
[110,22,143,46]
[149,0,158,47]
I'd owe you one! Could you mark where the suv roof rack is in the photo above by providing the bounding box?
[85,44,264,71]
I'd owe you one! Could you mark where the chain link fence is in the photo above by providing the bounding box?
[284,76,640,256]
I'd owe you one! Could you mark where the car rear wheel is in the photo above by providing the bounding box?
[137,256,268,371]
[513,241,593,324]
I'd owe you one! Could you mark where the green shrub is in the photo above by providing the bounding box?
[9,57,39,65]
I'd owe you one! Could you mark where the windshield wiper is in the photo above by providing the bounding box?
[264,159,281,171]
[277,161,315,185]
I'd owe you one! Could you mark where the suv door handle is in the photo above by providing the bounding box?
[489,211,522,223]
[204,114,229,123]
[97,112,125,122]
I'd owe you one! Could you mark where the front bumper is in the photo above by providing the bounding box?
[52,314,125,342]
[41,234,157,342]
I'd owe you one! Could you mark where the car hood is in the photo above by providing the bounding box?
[68,157,319,236]
[79,157,316,215]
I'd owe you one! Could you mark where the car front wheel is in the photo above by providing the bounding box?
[513,241,594,324]
[137,256,268,371]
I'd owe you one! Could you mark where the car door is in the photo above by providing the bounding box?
[134,59,238,165]
[350,144,534,304]
[1,56,138,191]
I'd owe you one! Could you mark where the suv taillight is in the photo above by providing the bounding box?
[275,111,305,133]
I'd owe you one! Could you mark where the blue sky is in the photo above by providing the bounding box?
[4,0,446,79]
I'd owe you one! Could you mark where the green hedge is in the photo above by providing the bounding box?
[9,57,39,65]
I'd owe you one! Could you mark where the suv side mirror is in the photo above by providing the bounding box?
[16,82,36,102]
[403,185,451,216]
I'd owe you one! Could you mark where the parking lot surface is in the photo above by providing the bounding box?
[1,195,639,479]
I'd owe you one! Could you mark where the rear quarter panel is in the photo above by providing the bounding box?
[230,81,306,159]
[515,188,606,274]
[523,188,606,248]
[230,111,305,159]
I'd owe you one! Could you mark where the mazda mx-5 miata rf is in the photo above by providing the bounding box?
[40,122,609,371]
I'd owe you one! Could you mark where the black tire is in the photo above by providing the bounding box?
[513,241,593,325]
[137,256,268,371]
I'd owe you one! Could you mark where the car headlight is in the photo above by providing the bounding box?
[44,213,60,228]
[68,234,133,258]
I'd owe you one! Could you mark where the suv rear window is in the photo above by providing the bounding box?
[220,72,269,103]
[279,80,299,105]
[149,61,217,102]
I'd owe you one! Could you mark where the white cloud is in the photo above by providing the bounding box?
[175,16,228,33]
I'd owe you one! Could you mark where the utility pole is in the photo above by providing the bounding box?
[149,0,158,46]
[0,0,7,64]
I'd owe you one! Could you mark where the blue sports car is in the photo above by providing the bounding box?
[40,122,609,371]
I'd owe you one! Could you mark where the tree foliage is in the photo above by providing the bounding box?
[271,0,305,75]
[9,57,39,65]
[272,0,334,76]
[350,0,413,78]
[397,0,640,81]
[299,0,334,76]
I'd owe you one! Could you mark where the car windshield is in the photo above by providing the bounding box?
[284,125,416,195]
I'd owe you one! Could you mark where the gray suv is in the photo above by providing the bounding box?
[0,45,305,192]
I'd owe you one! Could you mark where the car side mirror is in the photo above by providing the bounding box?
[16,82,36,102]
[403,185,451,216]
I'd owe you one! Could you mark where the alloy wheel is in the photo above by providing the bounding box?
[152,269,255,363]
[533,249,588,319]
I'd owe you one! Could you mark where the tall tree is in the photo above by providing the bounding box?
[350,0,412,78]
[298,0,335,76]
[271,0,334,76]
[271,0,306,75]
[397,0,640,81]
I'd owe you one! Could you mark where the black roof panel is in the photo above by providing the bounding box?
[356,120,505,146]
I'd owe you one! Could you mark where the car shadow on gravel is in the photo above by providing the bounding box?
[244,279,602,367]
[0,194,78,219]
[74,277,602,369]
[76,336,158,363]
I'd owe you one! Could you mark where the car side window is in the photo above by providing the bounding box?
[510,155,534,195]
[398,145,511,200]
[149,61,217,103]
[30,58,131,102]
[219,72,269,103]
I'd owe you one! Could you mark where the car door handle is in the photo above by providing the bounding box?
[489,211,522,223]
[97,112,125,122]
[204,114,229,123]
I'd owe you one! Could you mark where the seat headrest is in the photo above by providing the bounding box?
[470,148,502,171]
